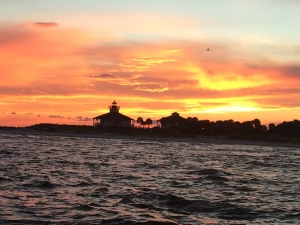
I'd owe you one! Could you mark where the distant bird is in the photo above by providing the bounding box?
[206,48,210,51]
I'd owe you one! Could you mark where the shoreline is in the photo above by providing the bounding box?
[1,129,299,149]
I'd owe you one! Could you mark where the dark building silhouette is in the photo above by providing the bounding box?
[157,112,186,130]
[93,101,133,128]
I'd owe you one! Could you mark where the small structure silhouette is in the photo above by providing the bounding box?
[93,101,133,128]
[157,112,186,130]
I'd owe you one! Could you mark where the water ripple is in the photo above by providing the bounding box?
[0,133,299,224]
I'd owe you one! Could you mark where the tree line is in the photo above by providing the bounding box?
[136,117,153,128]
[136,116,300,138]
[183,118,300,138]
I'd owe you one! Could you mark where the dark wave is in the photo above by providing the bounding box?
[36,180,58,188]
[100,218,179,225]
[71,181,93,187]
[74,204,96,211]
[0,176,11,182]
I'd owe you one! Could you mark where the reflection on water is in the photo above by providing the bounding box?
[0,133,299,224]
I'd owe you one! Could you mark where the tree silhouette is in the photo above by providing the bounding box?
[137,117,144,127]
[198,120,211,135]
[273,119,300,137]
[252,118,261,129]
[268,123,276,130]
[184,117,198,134]
[145,118,152,128]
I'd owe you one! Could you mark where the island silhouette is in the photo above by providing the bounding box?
[1,118,300,144]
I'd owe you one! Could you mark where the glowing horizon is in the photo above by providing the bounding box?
[1,1,300,127]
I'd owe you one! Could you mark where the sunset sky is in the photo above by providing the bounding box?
[1,0,300,127]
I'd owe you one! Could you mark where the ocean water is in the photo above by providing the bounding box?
[0,133,299,225]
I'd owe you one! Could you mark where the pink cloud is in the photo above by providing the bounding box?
[32,22,59,28]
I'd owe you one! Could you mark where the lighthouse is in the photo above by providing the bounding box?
[93,101,133,128]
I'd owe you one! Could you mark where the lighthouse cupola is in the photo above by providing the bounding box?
[109,100,120,113]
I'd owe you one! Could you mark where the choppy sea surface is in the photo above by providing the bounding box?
[0,133,299,225]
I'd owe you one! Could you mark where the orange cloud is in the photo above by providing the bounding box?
[0,23,89,88]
